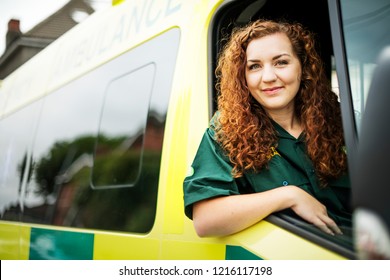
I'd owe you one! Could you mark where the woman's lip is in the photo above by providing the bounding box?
[262,87,282,94]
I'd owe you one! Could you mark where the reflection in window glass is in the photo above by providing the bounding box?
[0,101,42,217]
[92,64,156,188]
[340,0,390,133]
[331,57,340,100]
[12,28,180,234]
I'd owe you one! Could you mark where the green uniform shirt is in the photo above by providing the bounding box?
[183,117,352,227]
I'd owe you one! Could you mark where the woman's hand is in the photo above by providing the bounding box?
[287,186,342,235]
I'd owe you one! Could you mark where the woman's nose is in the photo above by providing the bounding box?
[262,65,277,82]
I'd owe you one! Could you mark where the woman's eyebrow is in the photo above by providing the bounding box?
[247,59,260,63]
[273,53,291,60]
[247,53,292,62]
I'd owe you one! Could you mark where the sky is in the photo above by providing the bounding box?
[0,0,112,55]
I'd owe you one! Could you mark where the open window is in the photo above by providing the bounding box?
[209,0,354,258]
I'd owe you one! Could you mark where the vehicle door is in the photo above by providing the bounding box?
[328,0,390,259]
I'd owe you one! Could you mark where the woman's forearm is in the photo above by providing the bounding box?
[192,186,297,237]
[192,185,341,237]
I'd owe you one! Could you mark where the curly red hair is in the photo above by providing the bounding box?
[215,19,347,186]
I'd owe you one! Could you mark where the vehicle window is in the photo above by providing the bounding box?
[339,0,390,134]
[0,101,43,218]
[92,64,156,189]
[0,28,180,234]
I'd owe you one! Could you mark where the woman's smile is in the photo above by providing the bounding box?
[262,86,284,95]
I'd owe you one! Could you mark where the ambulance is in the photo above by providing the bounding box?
[0,0,389,259]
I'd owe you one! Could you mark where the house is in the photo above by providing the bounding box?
[0,0,95,79]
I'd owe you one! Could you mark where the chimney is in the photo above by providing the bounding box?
[6,19,22,48]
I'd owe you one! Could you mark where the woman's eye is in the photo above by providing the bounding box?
[275,60,288,66]
[248,64,260,70]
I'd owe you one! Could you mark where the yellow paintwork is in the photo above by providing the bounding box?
[161,239,226,260]
[0,221,30,260]
[112,0,125,6]
[225,221,345,260]
[94,233,161,260]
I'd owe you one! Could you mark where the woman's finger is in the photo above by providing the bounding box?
[321,215,343,235]
[313,215,342,236]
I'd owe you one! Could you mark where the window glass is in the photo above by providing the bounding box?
[92,64,156,188]
[0,101,42,218]
[18,28,180,234]
[340,0,390,133]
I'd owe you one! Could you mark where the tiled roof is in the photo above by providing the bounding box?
[25,0,94,39]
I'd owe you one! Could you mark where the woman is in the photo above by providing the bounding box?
[183,19,351,237]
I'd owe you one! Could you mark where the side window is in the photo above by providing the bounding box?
[11,28,180,234]
[92,64,156,188]
[0,101,42,219]
[339,0,390,133]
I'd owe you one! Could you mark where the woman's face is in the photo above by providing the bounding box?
[245,33,302,116]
